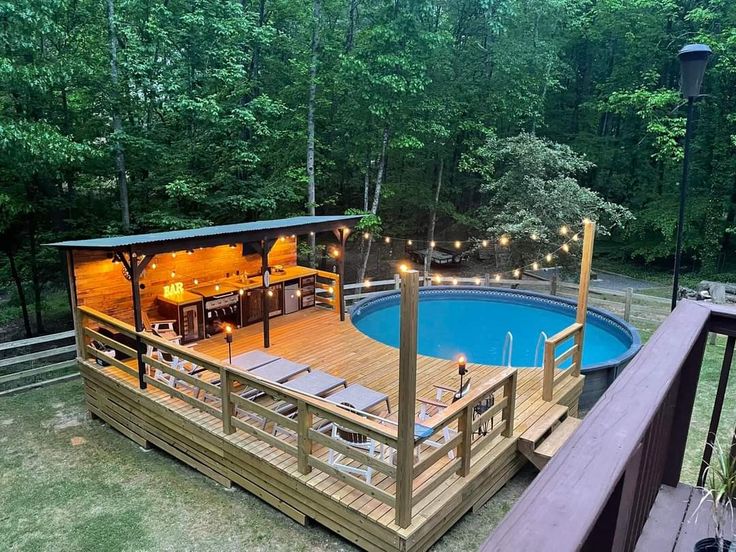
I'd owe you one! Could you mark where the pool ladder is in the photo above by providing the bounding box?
[534,331,549,368]
[501,331,513,368]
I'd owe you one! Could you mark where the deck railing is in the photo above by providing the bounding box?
[77,305,517,526]
[480,301,736,551]
[542,322,583,401]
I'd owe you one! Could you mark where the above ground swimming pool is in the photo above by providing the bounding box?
[351,287,641,407]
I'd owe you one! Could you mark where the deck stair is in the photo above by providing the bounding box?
[518,404,582,469]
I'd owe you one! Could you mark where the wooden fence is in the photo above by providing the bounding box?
[0,330,77,395]
[78,305,517,526]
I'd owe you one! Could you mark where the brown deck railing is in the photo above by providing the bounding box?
[77,305,517,525]
[480,301,736,551]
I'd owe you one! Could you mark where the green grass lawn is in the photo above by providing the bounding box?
[0,379,532,552]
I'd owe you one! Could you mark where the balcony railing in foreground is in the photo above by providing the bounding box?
[480,301,736,551]
[77,305,517,528]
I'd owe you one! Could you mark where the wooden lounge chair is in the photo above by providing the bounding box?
[417,378,472,460]
[142,312,180,343]
[327,402,385,484]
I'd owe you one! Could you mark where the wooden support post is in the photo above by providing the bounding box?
[542,340,555,401]
[573,221,596,378]
[624,287,633,322]
[395,269,418,528]
[221,367,234,435]
[129,249,147,390]
[297,400,313,475]
[550,274,558,296]
[503,370,517,437]
[333,228,347,321]
[457,404,473,477]
[66,250,85,359]
[394,273,400,290]
[260,240,270,348]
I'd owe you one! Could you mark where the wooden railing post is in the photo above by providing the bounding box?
[457,404,474,477]
[297,400,313,475]
[503,370,517,437]
[221,366,234,435]
[395,270,418,528]
[543,340,555,401]
[394,273,400,290]
[624,287,633,322]
[574,221,596,379]
[550,273,558,296]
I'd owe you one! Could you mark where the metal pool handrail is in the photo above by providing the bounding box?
[534,331,548,368]
[502,331,513,367]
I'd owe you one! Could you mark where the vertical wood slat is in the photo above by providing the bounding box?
[457,404,473,477]
[297,400,313,475]
[221,366,234,435]
[503,370,517,437]
[574,220,596,378]
[542,340,555,401]
[395,270,419,529]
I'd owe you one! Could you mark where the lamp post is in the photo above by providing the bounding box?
[457,354,467,396]
[671,44,712,311]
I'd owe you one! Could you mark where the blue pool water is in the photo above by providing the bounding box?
[351,288,638,369]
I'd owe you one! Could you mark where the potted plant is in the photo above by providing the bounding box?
[694,440,736,552]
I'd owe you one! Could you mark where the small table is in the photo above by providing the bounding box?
[282,370,347,396]
[326,384,391,413]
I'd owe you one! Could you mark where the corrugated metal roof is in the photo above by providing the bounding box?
[47,215,363,251]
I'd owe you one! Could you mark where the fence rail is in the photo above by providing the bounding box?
[77,304,517,526]
[0,330,77,395]
[542,323,583,401]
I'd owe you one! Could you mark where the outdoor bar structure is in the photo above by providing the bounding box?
[49,216,595,552]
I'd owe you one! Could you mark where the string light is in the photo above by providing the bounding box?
[363,232,370,240]
[239,289,244,295]
[296,289,302,297]
[572,234,579,242]
[399,263,408,273]
[434,274,442,284]
[364,279,371,288]
[531,233,539,241]
[171,252,176,258]
[151,262,157,270]
[193,278,199,285]
[187,249,193,255]
[452,278,458,285]
[328,286,334,294]
[384,236,391,244]
[474,277,481,285]
[170,270,176,278]
[280,236,285,242]
[454,240,461,249]
[560,225,569,236]
[267,289,274,297]
[430,240,436,248]
[495,274,501,281]
[546,253,553,263]
[513,269,520,278]
[481,240,488,247]
[562,243,570,253]
[499,236,509,246]
[332,248,340,258]
[215,284,220,291]
[407,239,413,246]
[532,262,539,270]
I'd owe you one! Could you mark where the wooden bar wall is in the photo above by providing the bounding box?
[72,238,297,323]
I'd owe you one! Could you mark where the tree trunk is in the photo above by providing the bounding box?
[306,0,321,267]
[345,0,358,52]
[424,158,443,280]
[363,151,370,211]
[28,218,44,334]
[357,126,389,285]
[6,249,32,338]
[106,0,130,232]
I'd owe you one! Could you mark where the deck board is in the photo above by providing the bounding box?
[80,306,584,551]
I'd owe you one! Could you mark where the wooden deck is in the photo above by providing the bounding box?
[78,307,584,552]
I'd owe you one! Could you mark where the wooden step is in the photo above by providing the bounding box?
[535,416,582,464]
[518,404,569,448]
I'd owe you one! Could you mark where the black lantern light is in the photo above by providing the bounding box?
[671,44,712,311]
[224,324,233,364]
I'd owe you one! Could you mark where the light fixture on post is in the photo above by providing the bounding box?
[671,43,712,311]
[457,354,467,394]
[224,324,233,364]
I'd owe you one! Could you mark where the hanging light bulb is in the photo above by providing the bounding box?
[562,243,570,252]
[170,270,176,278]
[560,225,569,236]
[407,239,413,246]
[384,236,391,244]
[430,240,436,248]
[333,248,340,258]
[291,234,296,238]
[215,284,220,291]
[546,253,553,262]
[481,240,488,247]
[513,269,520,278]
[171,252,177,258]
[151,262,157,270]
[328,286,334,294]
[494,274,501,281]
[474,277,481,285]
[280,236,285,242]
[531,233,539,241]
[452,278,458,285]
[532,262,539,271]
[572,233,580,242]
[434,274,442,284]
[455,240,461,249]
[267,289,274,297]
[399,263,408,273]
[193,278,199,285]
[500,236,509,246]
[363,232,370,240]
[239,288,244,295]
